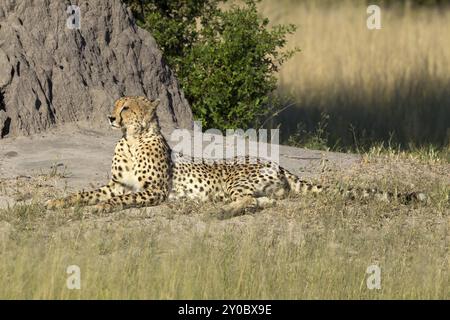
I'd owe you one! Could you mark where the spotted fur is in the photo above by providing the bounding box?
[46,96,426,215]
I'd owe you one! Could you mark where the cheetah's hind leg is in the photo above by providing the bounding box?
[218,196,276,219]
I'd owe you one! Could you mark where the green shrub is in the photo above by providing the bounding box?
[124,0,298,130]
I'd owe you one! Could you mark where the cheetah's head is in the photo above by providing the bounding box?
[108,96,160,134]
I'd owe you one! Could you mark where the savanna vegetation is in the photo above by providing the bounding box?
[262,0,450,153]
[0,150,448,299]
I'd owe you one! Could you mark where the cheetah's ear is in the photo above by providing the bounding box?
[142,98,160,128]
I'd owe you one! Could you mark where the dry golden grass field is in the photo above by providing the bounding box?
[258,0,450,150]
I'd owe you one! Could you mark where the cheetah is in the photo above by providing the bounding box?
[45,96,426,215]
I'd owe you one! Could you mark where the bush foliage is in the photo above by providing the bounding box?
[124,0,297,130]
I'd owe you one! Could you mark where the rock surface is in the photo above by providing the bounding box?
[0,0,193,139]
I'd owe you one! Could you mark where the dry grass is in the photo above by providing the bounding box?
[0,154,448,299]
[256,0,450,149]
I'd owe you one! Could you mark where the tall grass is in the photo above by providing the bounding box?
[1,152,448,299]
[257,0,450,150]
[0,198,448,299]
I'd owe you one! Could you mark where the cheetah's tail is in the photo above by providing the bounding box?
[281,168,325,194]
[281,168,427,204]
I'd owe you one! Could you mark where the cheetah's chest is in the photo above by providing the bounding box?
[111,137,171,193]
[120,169,141,192]
[111,142,141,192]
[112,156,141,192]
